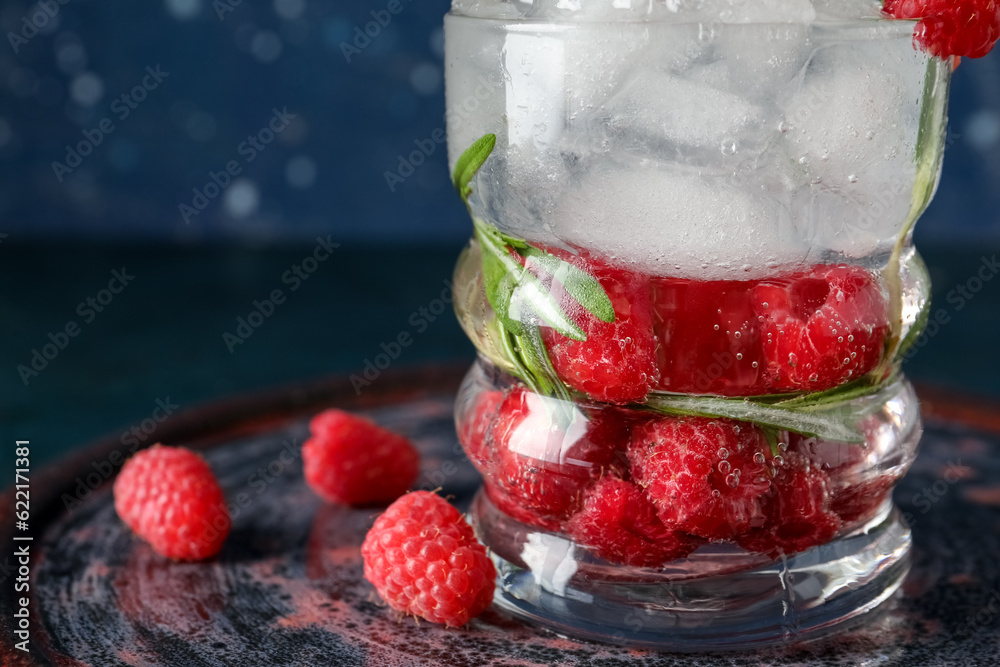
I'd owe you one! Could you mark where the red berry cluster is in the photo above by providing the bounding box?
[884,0,1000,59]
[461,388,888,566]
[114,413,498,627]
[537,257,888,402]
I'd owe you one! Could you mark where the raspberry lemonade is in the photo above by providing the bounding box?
[445,0,996,649]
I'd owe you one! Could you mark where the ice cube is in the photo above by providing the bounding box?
[811,0,883,20]
[601,68,767,152]
[550,164,808,279]
[710,0,817,23]
[444,15,507,170]
[562,24,652,125]
[782,49,910,186]
[779,40,930,256]
[706,23,812,101]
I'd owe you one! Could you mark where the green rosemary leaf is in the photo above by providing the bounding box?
[452,133,497,202]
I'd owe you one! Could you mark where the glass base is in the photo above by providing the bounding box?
[471,491,910,651]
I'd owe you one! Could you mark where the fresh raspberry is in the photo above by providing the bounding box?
[457,389,504,474]
[651,277,768,396]
[751,265,888,392]
[787,432,869,472]
[628,416,772,540]
[885,0,1000,59]
[113,445,230,560]
[484,484,564,532]
[829,477,894,524]
[737,452,842,558]
[538,253,658,404]
[790,434,894,524]
[360,491,496,627]
[566,477,702,567]
[304,410,419,506]
[489,387,629,523]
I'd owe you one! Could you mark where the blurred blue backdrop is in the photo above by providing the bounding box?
[0,0,998,244]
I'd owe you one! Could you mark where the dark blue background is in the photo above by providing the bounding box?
[0,0,998,244]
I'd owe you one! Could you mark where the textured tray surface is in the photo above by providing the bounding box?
[2,368,999,666]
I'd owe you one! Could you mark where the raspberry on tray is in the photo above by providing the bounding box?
[304,409,420,506]
[113,445,230,561]
[361,491,496,627]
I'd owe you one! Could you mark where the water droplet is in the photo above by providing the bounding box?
[726,473,740,488]
[751,361,759,368]
[838,336,844,343]
[773,455,784,466]
[734,331,741,339]
[778,120,789,133]
[721,140,737,155]
[717,447,730,460]
[736,353,743,360]
[851,352,857,359]
[848,174,858,184]
[809,372,819,382]
[714,324,720,331]
[778,442,787,452]
[788,352,798,366]
[712,489,721,498]
[848,334,854,342]
[718,460,731,474]
[761,302,769,309]
[866,129,875,140]
[753,452,766,465]
[843,357,851,365]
